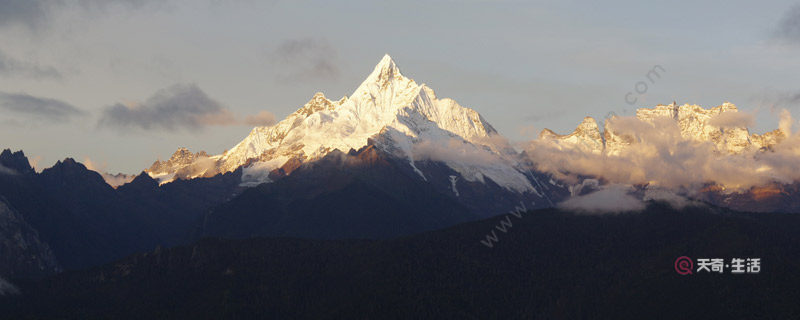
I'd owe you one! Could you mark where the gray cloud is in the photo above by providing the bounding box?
[0,91,86,122]
[272,38,340,82]
[754,91,800,111]
[0,0,49,31]
[774,4,800,42]
[0,49,62,80]
[0,0,161,31]
[777,91,800,106]
[98,83,276,131]
[98,84,233,131]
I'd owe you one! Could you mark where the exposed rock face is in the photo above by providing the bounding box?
[751,129,785,150]
[539,117,603,154]
[146,148,213,182]
[0,196,61,279]
[540,102,785,155]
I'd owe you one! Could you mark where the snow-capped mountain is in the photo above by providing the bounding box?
[147,55,539,194]
[539,102,786,155]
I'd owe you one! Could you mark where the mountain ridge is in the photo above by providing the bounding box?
[540,102,786,155]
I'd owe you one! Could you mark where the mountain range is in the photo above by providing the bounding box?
[1,55,800,285]
[538,102,784,155]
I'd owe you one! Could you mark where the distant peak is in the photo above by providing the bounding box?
[170,148,192,159]
[312,92,326,99]
[51,158,88,172]
[295,92,339,116]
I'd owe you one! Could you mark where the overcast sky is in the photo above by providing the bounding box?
[1,0,799,173]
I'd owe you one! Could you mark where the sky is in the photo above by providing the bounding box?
[1,0,799,174]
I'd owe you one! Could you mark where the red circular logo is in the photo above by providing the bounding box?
[674,256,693,275]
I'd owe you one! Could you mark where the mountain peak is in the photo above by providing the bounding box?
[377,53,396,68]
[144,55,536,193]
[169,148,207,161]
[0,149,34,174]
[55,158,82,169]
[365,54,402,84]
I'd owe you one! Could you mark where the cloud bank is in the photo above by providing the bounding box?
[0,91,86,122]
[98,83,275,132]
[558,185,646,214]
[0,0,162,32]
[243,110,277,127]
[526,110,800,192]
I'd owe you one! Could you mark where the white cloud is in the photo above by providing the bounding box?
[558,185,645,214]
[83,157,134,187]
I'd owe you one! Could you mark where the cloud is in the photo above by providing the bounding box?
[0,163,17,175]
[707,110,754,128]
[0,0,161,32]
[558,185,646,214]
[774,4,800,43]
[517,124,538,139]
[0,49,62,80]
[243,110,276,126]
[83,157,134,187]
[98,83,276,131]
[412,137,502,167]
[98,84,232,131]
[272,38,340,82]
[0,0,49,31]
[0,91,86,122]
[772,91,800,108]
[526,108,800,193]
